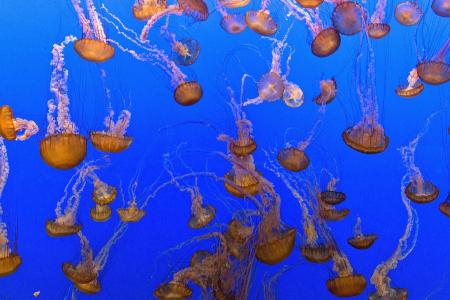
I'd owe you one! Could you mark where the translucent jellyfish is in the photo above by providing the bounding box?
[154,282,192,299]
[41,36,87,170]
[0,105,38,141]
[296,0,323,8]
[71,0,114,62]
[347,217,377,249]
[438,193,450,217]
[0,205,21,277]
[224,156,261,198]
[394,1,422,26]
[90,204,112,222]
[314,78,337,105]
[327,250,366,297]
[91,178,117,205]
[395,68,425,98]
[224,218,254,259]
[331,1,367,36]
[368,0,390,39]
[170,37,200,66]
[132,0,167,20]
[399,113,440,204]
[178,0,209,21]
[245,10,278,36]
[432,0,450,17]
[283,81,304,108]
[90,109,132,153]
[117,200,146,222]
[218,0,250,8]
[319,201,349,221]
[218,6,247,35]
[416,39,450,85]
[311,27,341,57]
[46,162,98,237]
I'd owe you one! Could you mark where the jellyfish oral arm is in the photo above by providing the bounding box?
[371,0,387,24]
[86,0,107,42]
[12,118,39,141]
[0,139,9,198]
[140,5,183,41]
[71,0,93,38]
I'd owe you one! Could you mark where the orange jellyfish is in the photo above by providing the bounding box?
[218,0,250,8]
[71,0,114,62]
[46,162,98,237]
[399,113,440,204]
[117,200,146,222]
[331,1,367,36]
[319,191,349,221]
[368,0,390,39]
[224,155,261,198]
[394,1,422,26]
[216,2,247,35]
[224,218,254,259]
[0,105,38,141]
[416,39,450,85]
[296,0,323,9]
[432,0,450,17]
[245,0,278,36]
[90,109,132,153]
[438,193,450,217]
[41,36,87,170]
[132,0,167,20]
[327,249,367,297]
[395,68,425,98]
[89,176,117,222]
[319,177,346,205]
[347,217,377,249]
[0,205,21,277]
[314,78,337,105]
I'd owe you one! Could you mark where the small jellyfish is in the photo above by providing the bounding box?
[301,243,334,263]
[368,0,390,39]
[92,179,117,206]
[154,282,193,299]
[117,200,146,222]
[170,38,200,66]
[394,1,422,26]
[416,39,450,85]
[283,81,304,108]
[220,13,247,34]
[0,205,21,277]
[186,187,216,229]
[224,157,261,198]
[132,0,167,20]
[0,105,39,141]
[300,219,334,263]
[90,109,133,153]
[311,27,341,58]
[245,10,278,36]
[257,72,285,102]
[369,288,408,300]
[178,0,209,21]
[218,0,250,8]
[277,147,310,172]
[173,81,203,106]
[320,178,346,205]
[347,217,377,250]
[295,0,324,9]
[314,78,337,105]
[90,205,112,222]
[319,204,350,221]
[432,0,450,17]
[396,68,425,98]
[438,193,450,217]
[332,1,366,36]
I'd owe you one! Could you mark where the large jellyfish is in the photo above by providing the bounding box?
[432,0,450,17]
[46,162,99,237]
[245,0,278,36]
[368,0,390,39]
[0,105,38,141]
[416,38,450,85]
[71,0,114,62]
[132,0,167,20]
[394,1,422,26]
[100,7,203,106]
[347,217,377,249]
[330,0,367,36]
[40,36,87,170]
[399,113,440,204]
[314,78,338,105]
[90,108,132,153]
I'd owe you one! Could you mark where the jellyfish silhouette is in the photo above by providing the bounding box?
[439,193,450,217]
[368,0,390,39]
[347,217,377,249]
[71,0,114,62]
[40,36,87,170]
[319,177,346,205]
[394,1,422,26]
[132,0,167,20]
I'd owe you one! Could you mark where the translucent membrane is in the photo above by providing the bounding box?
[188,205,216,229]
[245,10,278,36]
[172,38,200,66]
[395,82,424,98]
[394,2,422,26]
[117,205,146,222]
[132,0,167,20]
[332,1,366,36]
[0,105,16,140]
[229,137,257,157]
[416,61,450,85]
[223,169,260,198]
[257,72,285,101]
[432,0,450,17]
[367,23,390,39]
[404,181,439,203]
[178,0,209,21]
[342,126,389,154]
[90,205,112,222]
[220,14,247,34]
[45,220,82,237]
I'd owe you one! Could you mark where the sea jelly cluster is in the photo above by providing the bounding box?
[0,0,448,299]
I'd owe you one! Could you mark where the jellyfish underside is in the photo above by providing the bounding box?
[154,282,193,299]
[342,124,389,154]
[178,0,209,21]
[245,10,278,36]
[255,228,296,265]
[395,82,424,98]
[347,234,377,249]
[62,262,97,284]
[220,14,247,34]
[283,82,304,108]
[45,220,82,237]
[172,39,200,66]
[75,279,102,294]
[90,132,132,153]
[229,137,257,157]
[40,133,87,169]
[0,254,21,277]
[320,191,346,205]
[369,288,408,300]
[224,168,260,198]
[301,243,333,263]
[332,1,365,36]
[320,207,350,221]
[132,0,167,20]
[367,23,391,39]
[117,204,146,222]
[174,81,203,106]
[258,72,285,102]
[416,61,450,85]
[188,205,216,229]
[277,147,310,172]
[0,105,16,140]
[311,28,341,57]
[432,0,450,17]
[74,39,115,63]
[90,205,112,222]
[439,197,450,217]
[315,79,337,105]
[326,274,367,297]
[93,182,117,205]
[395,2,422,26]
[296,0,324,9]
[405,181,439,203]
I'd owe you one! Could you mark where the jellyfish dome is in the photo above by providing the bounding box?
[326,274,367,297]
[257,72,285,102]
[438,193,450,217]
[296,0,324,9]
[229,137,257,157]
[40,133,87,170]
[224,168,260,198]
[277,147,310,172]
[367,23,391,39]
[174,81,203,106]
[416,61,450,85]
[320,191,346,205]
[188,204,216,229]
[154,282,193,299]
[132,0,167,20]
[0,254,21,277]
[394,2,422,26]
[90,205,112,222]
[90,132,133,153]
[342,122,389,154]
[255,228,296,265]
[369,288,408,300]
[432,0,450,17]
[315,79,337,105]
[405,181,439,203]
[178,0,209,21]
[301,244,333,263]
[347,234,377,249]
[45,220,82,237]
[395,82,424,98]
[92,181,117,205]
[75,279,101,295]
[220,14,247,34]
[62,262,97,284]
[219,0,250,8]
[311,28,341,57]
[117,202,146,222]
[245,10,278,36]
[74,39,115,63]
[0,106,16,141]
[320,207,350,221]
[332,1,366,36]
[171,38,200,66]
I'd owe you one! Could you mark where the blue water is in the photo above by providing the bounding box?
[0,0,449,299]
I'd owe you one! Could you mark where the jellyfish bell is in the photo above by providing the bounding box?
[229,137,257,157]
[256,228,296,265]
[74,39,115,63]
[117,202,145,222]
[416,61,450,85]
[188,204,216,229]
[432,0,450,17]
[75,279,101,295]
[219,0,250,8]
[40,133,87,170]
[332,1,366,36]
[226,219,253,243]
[90,205,112,222]
[257,72,285,102]
[245,10,278,36]
[438,194,450,217]
[283,82,304,108]
[0,254,21,277]
[347,234,377,249]
[311,28,341,57]
[326,274,367,297]
[369,288,408,300]
[132,0,167,20]
[224,168,260,198]
[342,123,389,154]
[173,81,203,106]
[296,0,324,9]
[320,191,346,205]
[0,105,16,141]
[92,181,117,206]
[404,181,440,203]
[45,220,82,237]
[178,0,209,21]
[277,147,310,172]
[394,2,422,26]
[301,243,333,263]
[220,14,247,34]
[319,206,350,221]
[171,38,200,66]
[395,82,425,98]
[190,250,212,267]
[154,282,193,299]
[314,79,337,105]
[89,132,132,153]
[367,23,391,39]
[62,262,97,284]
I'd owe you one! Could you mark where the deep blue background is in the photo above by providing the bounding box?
[0,0,448,299]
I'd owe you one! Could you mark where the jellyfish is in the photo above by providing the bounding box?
[0,204,21,277]
[46,162,99,237]
[347,217,377,250]
[218,0,250,9]
[432,0,450,17]
[327,249,367,297]
[170,37,201,66]
[314,78,337,105]
[319,201,349,221]
[395,68,425,98]
[223,218,254,259]
[245,0,278,36]
[331,1,367,36]
[117,199,146,222]
[295,0,323,9]
[71,0,114,62]
[132,0,167,20]
[438,193,450,217]
[89,174,117,222]
[90,108,133,153]
[369,174,419,299]
[40,36,87,170]
[318,178,349,221]
[100,8,203,106]
[399,113,440,204]
[319,176,346,205]
[368,0,390,39]
[224,155,261,198]
[394,1,422,26]
[216,2,247,34]
[416,38,450,85]
[0,105,38,141]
